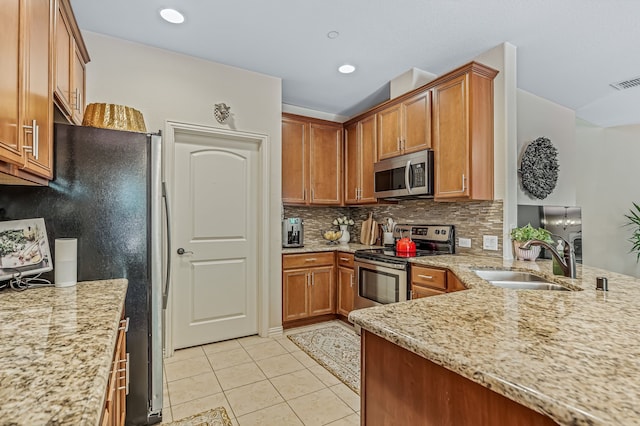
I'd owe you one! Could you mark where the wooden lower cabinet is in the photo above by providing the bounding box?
[102,314,128,426]
[337,252,355,317]
[361,331,556,426]
[411,265,467,298]
[337,265,355,316]
[282,253,335,325]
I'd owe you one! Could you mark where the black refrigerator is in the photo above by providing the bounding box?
[0,123,167,425]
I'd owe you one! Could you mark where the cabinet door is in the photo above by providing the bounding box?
[377,104,402,160]
[55,5,72,112]
[447,271,466,292]
[282,117,307,204]
[412,285,445,299]
[402,91,431,153]
[21,0,53,179]
[359,114,377,203]
[309,123,342,205]
[308,266,335,316]
[71,43,85,124]
[0,0,23,165]
[283,270,309,321]
[433,74,470,199]
[337,266,355,317]
[344,122,359,204]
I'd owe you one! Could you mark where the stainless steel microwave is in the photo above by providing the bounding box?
[373,150,434,199]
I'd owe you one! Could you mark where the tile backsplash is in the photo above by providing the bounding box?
[284,199,504,257]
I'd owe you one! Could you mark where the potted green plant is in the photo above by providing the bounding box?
[625,202,640,262]
[510,224,553,261]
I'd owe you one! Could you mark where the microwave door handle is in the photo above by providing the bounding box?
[405,160,412,194]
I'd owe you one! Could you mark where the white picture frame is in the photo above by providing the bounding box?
[0,218,52,281]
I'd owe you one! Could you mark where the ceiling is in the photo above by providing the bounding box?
[70,0,640,127]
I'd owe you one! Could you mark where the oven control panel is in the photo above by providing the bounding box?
[393,224,454,242]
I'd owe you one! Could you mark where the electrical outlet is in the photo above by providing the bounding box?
[458,237,471,248]
[483,235,499,251]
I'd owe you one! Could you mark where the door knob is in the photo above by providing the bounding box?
[177,248,193,255]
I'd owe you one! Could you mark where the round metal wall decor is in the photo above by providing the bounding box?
[519,136,559,200]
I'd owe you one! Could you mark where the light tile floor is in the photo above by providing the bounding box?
[162,321,360,426]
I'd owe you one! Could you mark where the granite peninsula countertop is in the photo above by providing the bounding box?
[0,279,128,426]
[348,254,640,425]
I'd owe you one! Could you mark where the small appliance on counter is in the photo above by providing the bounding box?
[282,218,304,248]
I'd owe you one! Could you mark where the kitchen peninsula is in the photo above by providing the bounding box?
[348,254,640,425]
[0,279,127,425]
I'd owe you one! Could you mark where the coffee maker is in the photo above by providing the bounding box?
[282,218,304,248]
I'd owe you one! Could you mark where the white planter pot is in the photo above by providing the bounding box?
[513,241,541,261]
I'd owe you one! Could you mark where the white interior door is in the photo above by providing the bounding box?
[172,128,259,349]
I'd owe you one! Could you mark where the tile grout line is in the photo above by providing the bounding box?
[202,340,238,422]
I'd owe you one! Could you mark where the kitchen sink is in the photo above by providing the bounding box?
[473,269,571,291]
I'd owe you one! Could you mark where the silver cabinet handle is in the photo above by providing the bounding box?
[177,248,193,255]
[350,274,354,288]
[119,317,130,332]
[339,257,350,261]
[405,160,412,194]
[462,174,466,192]
[304,258,317,262]
[418,274,434,280]
[22,119,39,160]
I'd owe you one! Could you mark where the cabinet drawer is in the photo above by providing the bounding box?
[283,252,334,269]
[336,252,354,268]
[411,265,447,290]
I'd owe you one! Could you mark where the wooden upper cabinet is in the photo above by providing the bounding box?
[21,0,54,179]
[54,0,89,125]
[0,0,53,180]
[344,114,377,205]
[377,91,431,160]
[402,91,431,154]
[282,116,307,204]
[377,104,402,160]
[309,122,343,204]
[71,46,86,124]
[433,63,497,201]
[282,113,342,206]
[344,122,359,204]
[54,4,72,111]
[0,0,23,166]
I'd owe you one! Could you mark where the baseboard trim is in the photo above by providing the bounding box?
[268,326,284,337]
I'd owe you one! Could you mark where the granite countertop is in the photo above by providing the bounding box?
[349,254,640,425]
[0,279,128,426]
[282,241,376,254]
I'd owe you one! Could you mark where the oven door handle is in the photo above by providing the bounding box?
[354,259,407,271]
[405,160,412,194]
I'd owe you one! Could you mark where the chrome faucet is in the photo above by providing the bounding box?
[521,236,577,278]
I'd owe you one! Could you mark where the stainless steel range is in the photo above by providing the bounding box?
[353,224,455,309]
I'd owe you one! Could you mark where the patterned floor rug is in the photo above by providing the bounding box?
[287,322,360,394]
[165,407,232,426]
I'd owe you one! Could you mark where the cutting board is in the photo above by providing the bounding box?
[360,213,373,245]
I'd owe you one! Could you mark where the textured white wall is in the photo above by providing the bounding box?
[82,31,284,330]
[517,89,576,206]
[576,120,640,277]
[474,43,518,259]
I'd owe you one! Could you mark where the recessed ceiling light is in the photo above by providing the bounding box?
[160,8,185,24]
[338,64,356,74]
[327,31,340,39]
